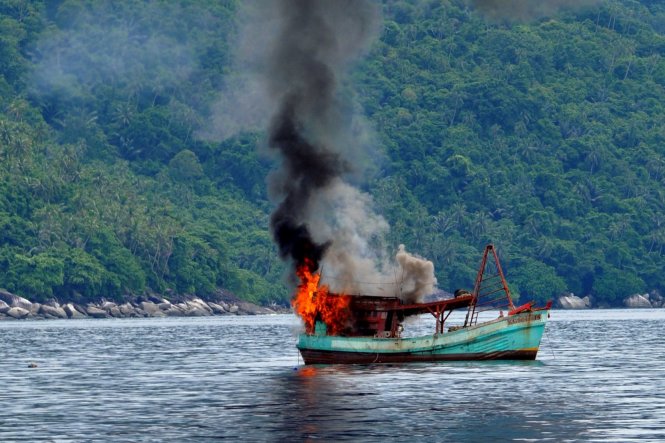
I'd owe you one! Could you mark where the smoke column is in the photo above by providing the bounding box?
[264,0,378,271]
[258,0,436,302]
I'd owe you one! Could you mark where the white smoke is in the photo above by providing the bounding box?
[308,180,437,303]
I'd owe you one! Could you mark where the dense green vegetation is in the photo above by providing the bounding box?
[0,0,663,306]
[0,0,283,304]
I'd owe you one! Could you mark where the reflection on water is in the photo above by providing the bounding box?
[0,310,664,441]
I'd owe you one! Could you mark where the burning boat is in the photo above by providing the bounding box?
[248,2,550,365]
[294,244,551,364]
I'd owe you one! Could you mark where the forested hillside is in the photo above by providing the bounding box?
[0,0,663,306]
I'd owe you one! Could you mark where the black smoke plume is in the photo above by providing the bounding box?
[231,0,437,301]
[264,0,380,272]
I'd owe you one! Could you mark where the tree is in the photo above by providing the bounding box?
[508,258,567,304]
[593,268,646,304]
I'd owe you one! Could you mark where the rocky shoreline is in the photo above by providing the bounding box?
[0,289,282,321]
[2,288,663,320]
[557,290,664,309]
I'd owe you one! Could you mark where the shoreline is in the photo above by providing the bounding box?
[2,290,662,322]
[0,292,289,321]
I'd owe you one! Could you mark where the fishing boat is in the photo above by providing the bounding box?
[296,244,552,364]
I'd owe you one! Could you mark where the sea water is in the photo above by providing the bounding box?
[0,309,663,442]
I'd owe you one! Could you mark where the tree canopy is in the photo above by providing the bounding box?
[0,0,663,306]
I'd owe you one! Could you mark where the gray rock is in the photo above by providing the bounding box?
[164,306,185,317]
[624,294,652,308]
[208,302,227,314]
[100,302,122,317]
[118,303,138,317]
[188,298,213,314]
[14,297,33,310]
[29,302,42,315]
[581,296,591,308]
[186,307,209,317]
[648,290,663,308]
[237,302,275,315]
[85,305,109,318]
[557,294,587,309]
[6,307,30,319]
[107,306,123,317]
[39,304,68,319]
[100,301,117,310]
[179,301,208,317]
[63,303,87,318]
[190,308,209,317]
[133,307,148,317]
[158,301,173,311]
[0,289,32,310]
[228,304,239,314]
[140,301,160,315]
[0,300,9,313]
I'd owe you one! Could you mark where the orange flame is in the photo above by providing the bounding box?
[292,261,350,335]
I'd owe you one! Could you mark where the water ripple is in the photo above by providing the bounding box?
[0,310,664,441]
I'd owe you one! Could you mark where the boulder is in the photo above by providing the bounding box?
[0,289,32,310]
[164,306,185,317]
[158,301,173,311]
[237,302,275,315]
[118,303,137,316]
[85,305,109,318]
[228,304,239,314]
[188,298,213,314]
[39,304,68,319]
[133,307,148,317]
[140,301,161,316]
[101,301,117,310]
[179,302,208,317]
[557,294,587,309]
[63,303,87,319]
[648,290,663,308]
[14,297,33,310]
[189,308,209,317]
[29,303,42,315]
[208,302,227,315]
[0,300,9,313]
[107,306,123,317]
[6,307,30,319]
[623,294,652,308]
[99,302,122,317]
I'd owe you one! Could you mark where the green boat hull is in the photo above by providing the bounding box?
[297,310,549,364]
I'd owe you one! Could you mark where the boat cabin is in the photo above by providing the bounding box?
[325,294,475,338]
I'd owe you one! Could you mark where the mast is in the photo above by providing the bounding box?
[464,244,515,327]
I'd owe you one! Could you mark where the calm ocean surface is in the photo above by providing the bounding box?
[1,309,664,442]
